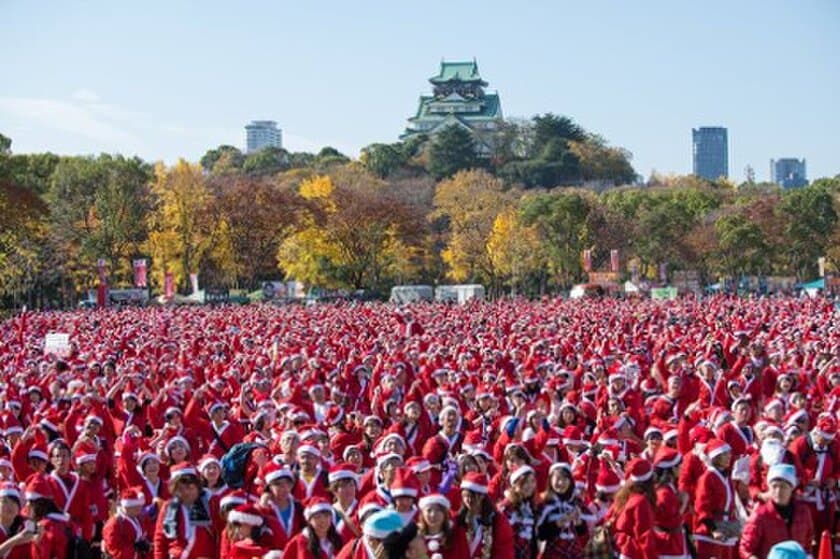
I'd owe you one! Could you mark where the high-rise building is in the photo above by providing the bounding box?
[402,59,503,155]
[692,127,728,180]
[245,120,282,153]
[771,158,807,189]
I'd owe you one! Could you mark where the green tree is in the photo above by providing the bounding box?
[0,133,10,155]
[777,183,838,278]
[242,146,290,176]
[200,145,244,174]
[428,125,478,180]
[714,212,768,276]
[360,143,407,178]
[519,190,595,287]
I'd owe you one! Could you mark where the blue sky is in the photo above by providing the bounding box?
[1,1,838,181]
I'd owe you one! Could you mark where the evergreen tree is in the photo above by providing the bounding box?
[428,125,478,180]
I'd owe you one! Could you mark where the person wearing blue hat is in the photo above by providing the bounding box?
[740,463,814,558]
[767,540,808,559]
[335,509,405,559]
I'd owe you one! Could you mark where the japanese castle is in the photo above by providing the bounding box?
[402,59,503,155]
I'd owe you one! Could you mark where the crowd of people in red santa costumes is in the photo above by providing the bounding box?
[0,295,836,558]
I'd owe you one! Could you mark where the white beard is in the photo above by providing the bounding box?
[760,439,785,466]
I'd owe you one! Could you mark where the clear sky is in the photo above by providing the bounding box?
[1,0,838,182]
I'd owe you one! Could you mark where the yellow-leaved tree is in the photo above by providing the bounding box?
[145,160,213,291]
[432,169,515,283]
[486,207,544,294]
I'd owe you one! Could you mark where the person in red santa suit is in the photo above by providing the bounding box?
[222,503,277,558]
[739,463,814,559]
[789,413,838,546]
[328,464,360,544]
[46,439,93,542]
[417,493,469,559]
[294,444,332,501]
[24,472,74,559]
[693,439,740,559]
[455,472,515,559]
[281,496,345,559]
[152,463,218,559]
[257,463,304,549]
[388,468,420,526]
[651,447,691,559]
[102,486,153,559]
[607,458,657,559]
[0,483,36,559]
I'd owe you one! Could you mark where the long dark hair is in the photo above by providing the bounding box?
[28,498,60,520]
[457,493,496,527]
[305,523,343,557]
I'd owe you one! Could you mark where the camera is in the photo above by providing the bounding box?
[133,538,152,552]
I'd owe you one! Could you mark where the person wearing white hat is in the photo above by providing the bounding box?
[739,464,814,559]
[693,439,739,559]
[498,465,537,559]
[418,493,469,559]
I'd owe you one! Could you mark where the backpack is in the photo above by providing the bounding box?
[65,526,94,559]
[221,442,260,489]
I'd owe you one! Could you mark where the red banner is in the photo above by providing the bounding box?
[133,259,148,288]
[582,250,592,273]
[164,272,175,299]
[96,259,108,308]
[610,249,620,273]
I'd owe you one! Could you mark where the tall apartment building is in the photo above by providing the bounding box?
[245,120,283,153]
[771,158,807,189]
[692,127,728,180]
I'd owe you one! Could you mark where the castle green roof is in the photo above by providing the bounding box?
[429,60,486,84]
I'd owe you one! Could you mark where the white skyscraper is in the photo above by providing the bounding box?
[245,120,283,153]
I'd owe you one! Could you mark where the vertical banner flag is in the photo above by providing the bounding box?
[164,272,175,299]
[582,250,592,273]
[818,257,826,278]
[659,262,668,283]
[133,259,148,288]
[96,258,108,308]
[189,273,199,294]
[630,261,639,284]
[610,249,620,273]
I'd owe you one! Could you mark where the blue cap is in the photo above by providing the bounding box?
[767,463,798,488]
[362,509,404,539]
[767,540,806,559]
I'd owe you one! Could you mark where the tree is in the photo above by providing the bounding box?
[568,135,637,186]
[0,178,48,304]
[519,190,595,287]
[200,145,244,175]
[277,168,425,290]
[777,183,838,278]
[428,125,478,180]
[0,133,11,155]
[145,160,214,291]
[432,169,512,282]
[486,208,544,295]
[360,143,407,178]
[242,146,290,176]
[714,212,768,277]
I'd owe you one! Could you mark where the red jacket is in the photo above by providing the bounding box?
[152,499,218,559]
[282,529,337,559]
[738,500,813,559]
[31,513,72,559]
[609,493,657,559]
[102,512,152,559]
[693,466,738,548]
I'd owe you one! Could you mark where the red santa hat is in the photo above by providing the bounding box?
[198,454,221,473]
[228,504,265,527]
[509,465,535,485]
[220,490,251,510]
[261,462,294,485]
[0,482,21,504]
[706,439,732,460]
[296,444,321,459]
[390,468,420,499]
[418,493,451,511]
[323,406,344,427]
[119,486,146,509]
[27,444,48,462]
[815,415,837,440]
[303,496,334,521]
[405,456,432,474]
[170,462,199,481]
[328,463,359,486]
[595,463,621,494]
[561,425,587,447]
[624,458,653,483]
[74,444,98,466]
[653,447,682,470]
[460,472,489,495]
[24,473,55,501]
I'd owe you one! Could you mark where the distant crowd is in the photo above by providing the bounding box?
[0,295,837,558]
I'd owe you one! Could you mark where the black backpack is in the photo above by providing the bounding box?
[221,442,261,489]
